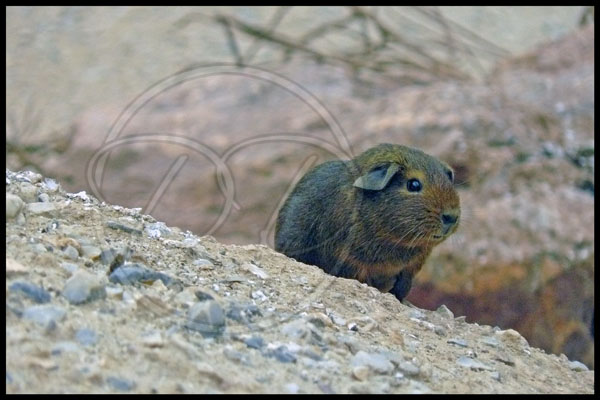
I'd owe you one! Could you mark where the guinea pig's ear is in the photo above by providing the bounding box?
[353,163,400,191]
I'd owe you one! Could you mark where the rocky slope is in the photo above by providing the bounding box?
[5,169,593,393]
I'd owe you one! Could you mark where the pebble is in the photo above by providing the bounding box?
[398,360,420,377]
[195,289,215,301]
[480,336,500,348]
[351,351,394,374]
[42,177,59,192]
[493,352,515,366]
[9,280,51,303]
[186,300,226,336]
[108,264,174,286]
[18,183,38,203]
[337,335,363,355]
[226,303,261,323]
[251,290,268,302]
[241,262,269,279]
[568,360,589,372]
[75,328,98,346]
[447,338,468,347]
[52,341,80,355]
[284,383,300,394]
[6,258,28,275]
[62,270,106,305]
[434,325,447,336]
[193,258,214,270]
[145,222,171,238]
[141,331,164,348]
[26,202,57,216]
[31,243,48,254]
[456,356,494,371]
[60,262,79,275]
[352,365,370,381]
[281,319,313,340]
[328,312,346,327]
[106,221,142,236]
[62,245,79,260]
[436,304,454,319]
[80,245,102,260]
[22,304,66,328]
[106,376,137,392]
[38,192,50,203]
[244,336,265,349]
[6,193,24,218]
[495,329,529,347]
[267,345,297,363]
[223,347,252,366]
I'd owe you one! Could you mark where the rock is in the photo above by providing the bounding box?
[145,222,171,238]
[244,336,265,349]
[62,270,106,304]
[195,289,215,301]
[75,328,98,346]
[434,325,447,336]
[447,338,468,347]
[105,285,123,298]
[241,262,269,279]
[6,258,28,275]
[480,336,500,348]
[37,193,50,203]
[106,221,143,236]
[136,295,172,317]
[42,177,59,192]
[436,304,455,319]
[18,183,38,203]
[6,194,24,218]
[284,383,300,394]
[52,341,81,355]
[351,351,394,374]
[26,202,57,216]
[398,361,420,377]
[60,262,79,275]
[193,258,214,270]
[266,345,297,363]
[226,303,261,323]
[62,245,79,260]
[223,347,251,366]
[9,281,51,303]
[80,245,102,260]
[352,365,370,381]
[22,304,66,328]
[337,335,363,355]
[106,376,137,392]
[281,319,313,340]
[141,331,164,348]
[568,360,589,372]
[495,329,529,347]
[186,300,226,336]
[108,264,174,286]
[493,352,515,366]
[456,356,494,372]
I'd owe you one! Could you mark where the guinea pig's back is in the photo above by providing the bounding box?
[275,159,352,263]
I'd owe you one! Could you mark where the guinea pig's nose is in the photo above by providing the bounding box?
[442,213,457,225]
[441,211,459,235]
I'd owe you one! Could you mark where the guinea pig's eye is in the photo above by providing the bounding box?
[446,170,454,183]
[407,178,422,192]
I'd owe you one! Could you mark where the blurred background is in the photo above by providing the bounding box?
[6,6,594,368]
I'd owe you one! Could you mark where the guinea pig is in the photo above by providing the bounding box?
[275,143,460,301]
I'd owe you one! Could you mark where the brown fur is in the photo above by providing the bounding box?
[275,143,460,301]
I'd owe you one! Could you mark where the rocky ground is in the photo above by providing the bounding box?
[5,169,594,394]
